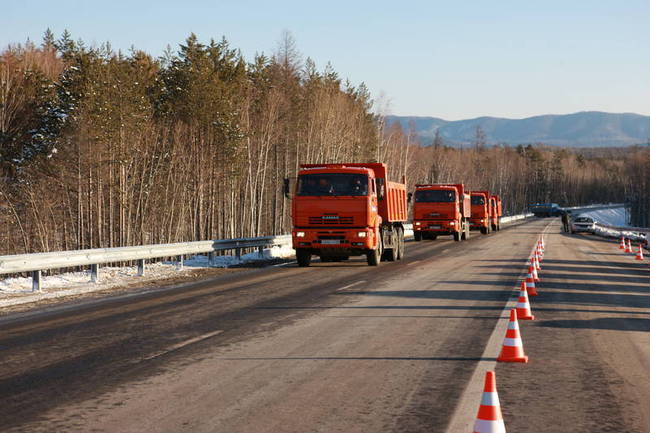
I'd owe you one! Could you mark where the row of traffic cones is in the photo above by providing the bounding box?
[618,236,646,263]
[472,236,545,432]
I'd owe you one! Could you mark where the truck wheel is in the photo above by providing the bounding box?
[414,231,422,242]
[367,248,380,266]
[296,249,311,267]
[397,229,405,260]
[430,235,437,240]
[453,231,461,242]
[480,227,487,235]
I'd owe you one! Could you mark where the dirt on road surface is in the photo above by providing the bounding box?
[0,219,647,432]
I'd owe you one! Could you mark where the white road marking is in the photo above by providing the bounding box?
[445,221,553,433]
[441,249,450,253]
[142,330,224,361]
[272,261,297,267]
[336,280,366,291]
[407,260,421,266]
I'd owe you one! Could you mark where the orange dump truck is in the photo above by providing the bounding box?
[470,190,492,234]
[489,195,502,231]
[287,163,408,267]
[412,184,471,242]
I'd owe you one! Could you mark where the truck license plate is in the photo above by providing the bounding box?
[321,240,341,244]
[429,225,441,229]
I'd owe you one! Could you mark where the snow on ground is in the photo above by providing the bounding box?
[0,244,295,308]
[576,207,628,227]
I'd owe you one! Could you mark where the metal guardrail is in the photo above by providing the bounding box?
[562,203,626,212]
[501,213,534,224]
[0,235,291,292]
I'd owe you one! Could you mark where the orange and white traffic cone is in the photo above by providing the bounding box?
[619,237,626,249]
[497,309,529,363]
[516,284,535,320]
[626,239,633,253]
[473,371,507,432]
[529,261,539,282]
[523,276,538,296]
[534,253,541,271]
[635,245,644,261]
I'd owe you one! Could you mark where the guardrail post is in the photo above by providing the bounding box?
[177,255,184,270]
[236,248,242,260]
[90,264,100,283]
[137,259,145,276]
[31,270,41,292]
[208,251,215,266]
[258,246,264,258]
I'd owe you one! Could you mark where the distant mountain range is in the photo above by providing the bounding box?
[387,111,650,147]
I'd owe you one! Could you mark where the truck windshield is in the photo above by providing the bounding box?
[471,195,485,205]
[297,174,368,196]
[415,190,455,203]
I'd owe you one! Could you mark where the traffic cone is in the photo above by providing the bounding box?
[626,239,633,253]
[524,276,538,296]
[635,245,644,261]
[516,284,535,320]
[525,270,538,295]
[473,371,507,432]
[529,260,540,282]
[497,309,529,363]
[534,253,541,271]
[619,237,626,249]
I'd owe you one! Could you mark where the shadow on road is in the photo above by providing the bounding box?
[539,317,650,332]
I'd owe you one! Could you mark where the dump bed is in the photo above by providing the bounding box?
[491,195,503,217]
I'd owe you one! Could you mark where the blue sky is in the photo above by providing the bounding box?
[3,0,649,119]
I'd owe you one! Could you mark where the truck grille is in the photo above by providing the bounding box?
[308,216,354,225]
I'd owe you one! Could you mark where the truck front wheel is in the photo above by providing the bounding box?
[453,231,461,242]
[414,231,422,242]
[296,249,311,267]
[480,227,488,235]
[367,247,380,266]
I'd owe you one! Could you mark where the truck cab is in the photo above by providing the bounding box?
[412,184,471,242]
[470,191,491,234]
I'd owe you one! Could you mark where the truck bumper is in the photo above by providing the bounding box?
[292,228,376,255]
[469,218,488,230]
[413,220,459,235]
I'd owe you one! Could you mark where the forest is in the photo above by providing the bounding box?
[1,30,648,255]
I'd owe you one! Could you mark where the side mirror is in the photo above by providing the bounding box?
[407,192,413,203]
[283,178,291,199]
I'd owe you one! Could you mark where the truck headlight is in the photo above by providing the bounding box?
[357,232,367,238]
[449,221,455,226]
[415,222,421,226]
[296,232,305,238]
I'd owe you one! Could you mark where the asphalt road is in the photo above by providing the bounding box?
[0,219,647,432]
